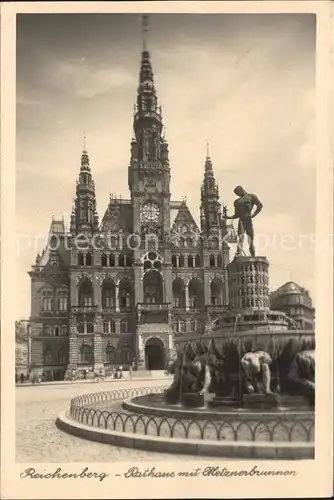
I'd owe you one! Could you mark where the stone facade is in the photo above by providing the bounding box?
[270,282,315,330]
[28,47,233,379]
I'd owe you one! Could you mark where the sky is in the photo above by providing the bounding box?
[16,13,316,319]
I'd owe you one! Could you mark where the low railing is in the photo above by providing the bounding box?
[69,386,314,443]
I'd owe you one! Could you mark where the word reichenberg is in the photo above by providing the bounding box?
[20,467,109,482]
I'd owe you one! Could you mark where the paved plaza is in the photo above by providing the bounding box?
[16,379,210,462]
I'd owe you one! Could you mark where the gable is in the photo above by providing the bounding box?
[171,202,199,235]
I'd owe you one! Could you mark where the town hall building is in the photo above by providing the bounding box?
[28,40,233,380]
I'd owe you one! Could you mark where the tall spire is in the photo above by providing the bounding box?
[142,15,149,51]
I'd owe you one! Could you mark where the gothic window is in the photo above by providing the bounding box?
[102,280,115,309]
[106,345,115,363]
[61,325,68,336]
[53,325,59,337]
[120,320,128,334]
[209,237,219,249]
[210,278,223,306]
[179,238,186,248]
[217,254,223,267]
[101,254,107,266]
[179,255,185,267]
[126,254,133,267]
[188,255,194,268]
[119,254,125,267]
[44,350,52,365]
[80,344,93,364]
[172,255,177,267]
[42,290,52,311]
[195,255,201,267]
[119,280,133,309]
[189,278,203,309]
[143,270,163,304]
[173,278,185,309]
[86,253,92,266]
[181,225,188,234]
[186,237,193,247]
[58,349,66,365]
[209,254,216,268]
[78,279,93,307]
[58,291,68,311]
[109,254,115,266]
[78,253,84,266]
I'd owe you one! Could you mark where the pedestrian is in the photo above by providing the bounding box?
[83,369,87,380]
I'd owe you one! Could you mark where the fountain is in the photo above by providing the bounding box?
[58,186,315,458]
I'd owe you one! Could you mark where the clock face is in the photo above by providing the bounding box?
[141,202,160,225]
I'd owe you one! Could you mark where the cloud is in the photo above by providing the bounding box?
[50,60,135,98]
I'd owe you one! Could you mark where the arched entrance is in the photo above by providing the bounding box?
[145,337,165,370]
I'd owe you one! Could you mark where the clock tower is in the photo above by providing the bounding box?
[128,47,171,238]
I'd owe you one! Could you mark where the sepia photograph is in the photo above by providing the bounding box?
[1,2,333,499]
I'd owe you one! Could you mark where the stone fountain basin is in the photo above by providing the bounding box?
[122,393,313,420]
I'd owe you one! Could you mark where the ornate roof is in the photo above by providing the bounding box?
[171,201,199,234]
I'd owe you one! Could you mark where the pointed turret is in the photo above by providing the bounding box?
[71,146,99,235]
[200,146,222,234]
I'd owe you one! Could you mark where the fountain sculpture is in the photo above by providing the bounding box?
[164,187,315,411]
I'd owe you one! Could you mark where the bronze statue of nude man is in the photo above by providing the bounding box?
[223,186,263,257]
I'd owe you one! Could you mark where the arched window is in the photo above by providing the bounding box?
[189,278,203,309]
[186,237,193,248]
[172,255,177,267]
[195,255,201,267]
[44,350,52,365]
[102,279,115,309]
[179,255,185,268]
[101,254,107,266]
[119,254,125,267]
[58,290,68,311]
[217,254,223,267]
[119,279,133,309]
[106,345,115,363]
[187,255,194,268]
[78,253,84,266]
[42,290,52,311]
[58,349,66,365]
[61,324,68,336]
[85,253,92,266]
[53,325,59,337]
[179,238,186,248]
[210,277,223,306]
[78,279,93,307]
[80,344,93,364]
[209,254,216,268]
[172,278,185,309]
[44,325,51,336]
[126,254,133,267]
[109,254,115,267]
[120,319,128,333]
[143,270,163,304]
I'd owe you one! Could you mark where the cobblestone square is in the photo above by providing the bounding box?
[16,380,210,462]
